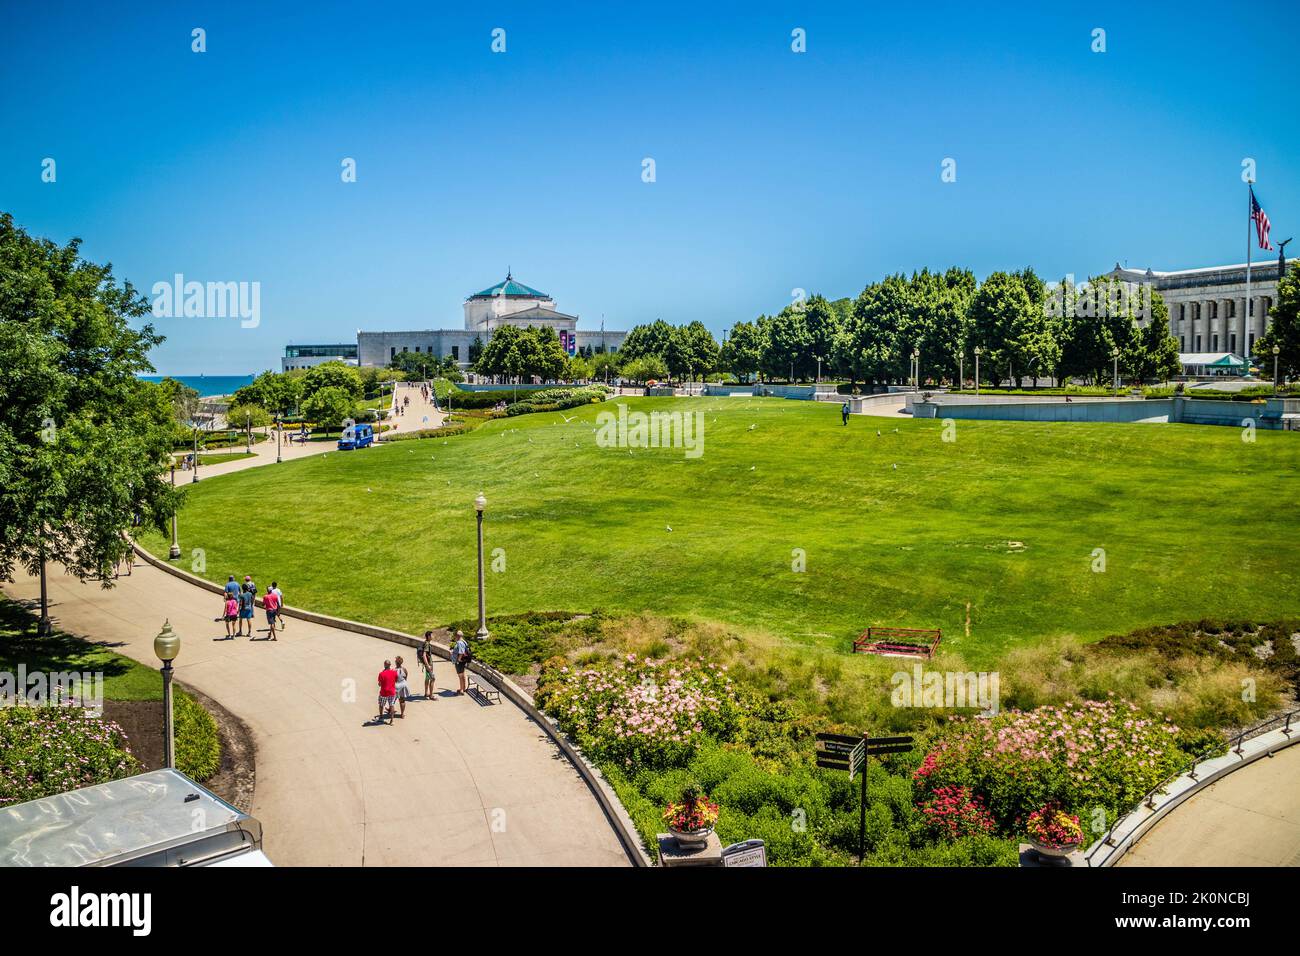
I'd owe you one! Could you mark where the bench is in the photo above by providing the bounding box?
[853,626,941,659]
[465,662,503,704]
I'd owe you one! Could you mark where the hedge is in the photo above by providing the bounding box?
[175,691,221,782]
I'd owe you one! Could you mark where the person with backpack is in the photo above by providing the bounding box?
[238,578,256,638]
[452,630,470,695]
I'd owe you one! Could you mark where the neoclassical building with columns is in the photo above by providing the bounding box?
[355,273,626,370]
[1106,262,1280,358]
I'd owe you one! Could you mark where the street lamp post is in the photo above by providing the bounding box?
[815,354,823,384]
[973,347,982,396]
[474,492,489,640]
[245,411,252,455]
[1273,345,1281,395]
[276,417,282,463]
[958,351,964,390]
[1111,347,1120,396]
[169,462,181,559]
[912,349,920,391]
[154,621,181,769]
[192,427,200,483]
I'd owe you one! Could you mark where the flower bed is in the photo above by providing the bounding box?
[535,655,743,770]
[0,707,140,805]
[913,698,1192,832]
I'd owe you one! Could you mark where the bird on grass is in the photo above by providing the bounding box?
[666,525,673,532]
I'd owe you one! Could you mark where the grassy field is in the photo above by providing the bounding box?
[140,397,1300,666]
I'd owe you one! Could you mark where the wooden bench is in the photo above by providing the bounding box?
[465,662,502,704]
[853,626,941,659]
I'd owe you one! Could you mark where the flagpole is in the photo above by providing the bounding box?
[1245,183,1253,375]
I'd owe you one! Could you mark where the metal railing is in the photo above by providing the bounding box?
[1084,706,1299,865]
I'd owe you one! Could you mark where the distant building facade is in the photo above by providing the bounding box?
[1106,262,1280,358]
[355,274,627,371]
[281,343,358,372]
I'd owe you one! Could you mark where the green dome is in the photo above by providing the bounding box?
[469,273,548,299]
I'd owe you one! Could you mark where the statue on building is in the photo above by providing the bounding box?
[1279,238,1292,281]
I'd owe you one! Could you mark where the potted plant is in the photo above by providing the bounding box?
[662,786,720,849]
[1025,804,1084,860]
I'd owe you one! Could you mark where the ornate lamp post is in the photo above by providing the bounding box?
[192,427,200,483]
[912,349,920,391]
[958,349,964,390]
[276,416,283,463]
[169,462,181,559]
[474,492,489,640]
[245,411,252,454]
[1273,345,1281,395]
[1111,347,1121,396]
[973,346,982,396]
[154,621,181,768]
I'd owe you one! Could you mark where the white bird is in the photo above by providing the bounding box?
[367,487,373,492]
[876,430,881,436]
[892,463,898,470]
[528,438,534,444]
[750,466,756,471]
[561,414,576,423]
[534,472,540,478]
[666,525,673,532]
[748,423,757,431]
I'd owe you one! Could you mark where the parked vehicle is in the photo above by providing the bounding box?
[337,422,374,450]
[0,769,271,867]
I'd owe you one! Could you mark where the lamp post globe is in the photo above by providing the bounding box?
[973,346,982,396]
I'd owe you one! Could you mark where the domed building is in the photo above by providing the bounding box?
[355,272,626,372]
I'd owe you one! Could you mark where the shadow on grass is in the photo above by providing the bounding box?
[0,598,139,683]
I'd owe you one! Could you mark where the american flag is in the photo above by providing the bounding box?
[1250,187,1272,250]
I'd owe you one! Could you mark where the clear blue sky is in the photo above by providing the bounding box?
[2,0,1295,374]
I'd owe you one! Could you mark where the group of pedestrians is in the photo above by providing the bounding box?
[374,629,472,724]
[220,574,284,640]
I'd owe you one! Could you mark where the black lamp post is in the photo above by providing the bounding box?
[1112,347,1121,396]
[154,621,181,768]
[37,535,52,636]
[276,416,282,463]
[1274,345,1281,395]
[192,427,200,483]
[973,346,982,396]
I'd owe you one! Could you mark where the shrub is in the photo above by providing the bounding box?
[918,785,996,841]
[0,707,140,805]
[175,692,221,782]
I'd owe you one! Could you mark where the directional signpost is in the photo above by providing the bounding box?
[816,732,914,864]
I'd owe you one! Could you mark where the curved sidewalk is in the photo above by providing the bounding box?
[4,562,629,866]
[1117,741,1300,867]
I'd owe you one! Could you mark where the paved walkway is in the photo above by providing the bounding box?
[1118,743,1300,867]
[4,385,628,866]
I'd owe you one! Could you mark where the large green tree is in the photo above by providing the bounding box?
[1254,263,1300,382]
[665,321,720,381]
[721,320,765,382]
[0,212,180,585]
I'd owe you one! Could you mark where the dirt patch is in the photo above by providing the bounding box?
[179,681,256,812]
[102,687,255,813]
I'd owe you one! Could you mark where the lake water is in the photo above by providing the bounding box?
[140,374,255,398]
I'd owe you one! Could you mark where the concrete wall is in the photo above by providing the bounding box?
[702,383,837,400]
[912,395,1289,429]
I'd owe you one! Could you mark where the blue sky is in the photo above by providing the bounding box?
[2,0,1296,374]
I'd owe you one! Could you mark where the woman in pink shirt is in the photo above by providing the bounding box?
[223,593,239,640]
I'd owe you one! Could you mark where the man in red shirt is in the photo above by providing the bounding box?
[377,660,399,725]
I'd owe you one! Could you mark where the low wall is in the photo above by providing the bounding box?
[131,543,653,867]
[702,383,837,400]
[913,395,1289,429]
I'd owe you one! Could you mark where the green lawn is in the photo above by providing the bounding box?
[140,397,1300,666]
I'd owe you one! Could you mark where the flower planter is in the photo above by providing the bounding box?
[669,825,714,850]
[1027,837,1080,861]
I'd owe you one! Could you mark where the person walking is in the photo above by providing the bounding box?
[222,591,239,639]
[394,656,411,718]
[419,631,437,699]
[841,401,851,426]
[224,574,241,599]
[377,660,398,724]
[263,585,281,640]
[237,582,255,638]
[452,630,470,695]
[269,581,286,631]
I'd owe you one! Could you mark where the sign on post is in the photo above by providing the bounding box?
[815,731,915,863]
[721,839,767,867]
